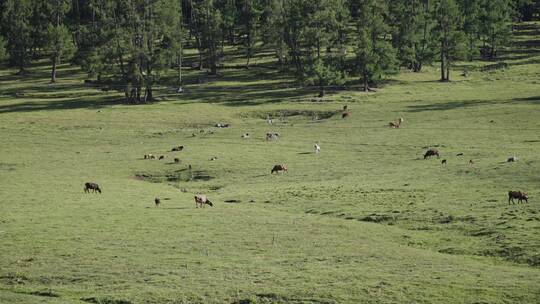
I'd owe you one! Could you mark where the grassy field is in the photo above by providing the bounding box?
[1,23,540,303]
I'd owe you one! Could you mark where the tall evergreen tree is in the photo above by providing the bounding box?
[390,0,437,72]
[433,0,465,81]
[82,0,183,103]
[46,0,75,83]
[354,0,397,91]
[479,0,513,59]
[458,0,482,60]
[0,36,7,62]
[1,0,33,74]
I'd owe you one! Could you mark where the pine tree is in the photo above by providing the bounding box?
[1,0,33,74]
[390,0,437,72]
[433,0,465,81]
[46,0,75,83]
[354,0,397,91]
[479,0,512,59]
[459,0,482,60]
[0,36,7,62]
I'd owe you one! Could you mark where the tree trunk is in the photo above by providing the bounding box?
[446,59,450,81]
[319,79,324,97]
[440,41,446,82]
[51,56,57,83]
[363,70,369,92]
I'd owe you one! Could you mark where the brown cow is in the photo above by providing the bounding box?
[84,182,102,193]
[508,191,528,204]
[388,121,400,128]
[155,197,161,207]
[423,149,440,159]
[271,164,288,174]
[342,112,350,119]
[195,194,214,208]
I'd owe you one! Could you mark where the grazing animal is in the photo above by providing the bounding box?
[441,159,447,164]
[159,155,165,160]
[84,182,102,193]
[423,149,440,159]
[155,197,161,207]
[215,123,231,128]
[469,159,474,165]
[508,191,529,204]
[314,143,321,154]
[171,146,184,152]
[266,132,280,140]
[195,194,214,208]
[389,117,404,128]
[144,154,156,159]
[507,156,518,162]
[271,164,288,174]
[174,158,180,163]
[210,156,218,161]
[388,121,400,128]
[342,112,350,119]
[343,105,348,111]
[241,133,250,139]
[456,153,464,156]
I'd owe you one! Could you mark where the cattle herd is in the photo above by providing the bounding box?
[84,107,531,208]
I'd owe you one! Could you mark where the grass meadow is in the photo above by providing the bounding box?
[0,23,539,303]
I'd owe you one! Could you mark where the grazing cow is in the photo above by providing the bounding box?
[215,123,231,128]
[469,159,474,165]
[423,149,440,159]
[314,143,321,154]
[508,191,529,204]
[144,154,156,159]
[195,194,214,208]
[507,156,518,162]
[84,182,102,193]
[389,117,404,128]
[159,155,165,160]
[271,164,288,174]
[342,112,350,119]
[171,146,184,152]
[388,121,400,128]
[155,197,161,207]
[210,156,218,161]
[441,159,447,164]
[174,158,180,163]
[343,105,348,111]
[456,153,464,156]
[266,132,280,140]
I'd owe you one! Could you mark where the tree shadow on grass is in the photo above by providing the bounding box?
[0,95,122,114]
[405,100,496,112]
[406,96,540,112]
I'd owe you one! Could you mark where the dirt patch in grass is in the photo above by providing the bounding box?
[233,293,336,304]
[134,169,214,183]
[252,109,340,120]
[81,296,132,304]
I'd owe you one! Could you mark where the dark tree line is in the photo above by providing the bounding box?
[0,0,536,101]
